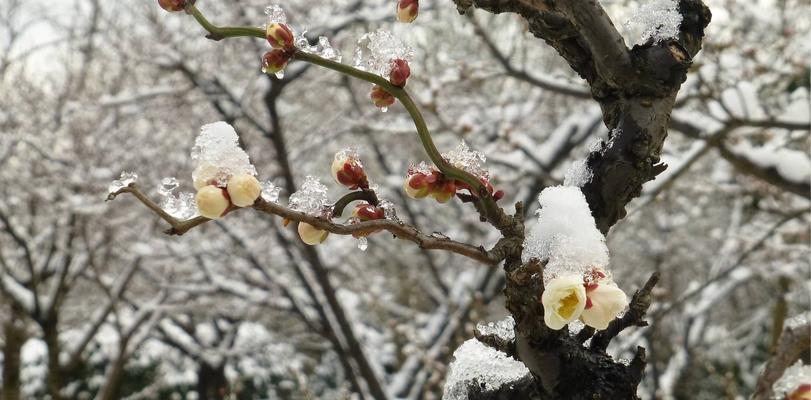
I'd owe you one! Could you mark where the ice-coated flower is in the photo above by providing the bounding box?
[227,173,261,207]
[266,23,294,49]
[353,203,385,221]
[789,384,811,400]
[403,172,432,199]
[389,59,411,87]
[196,185,230,219]
[580,280,628,330]
[298,222,328,245]
[331,150,368,189]
[262,49,291,75]
[396,0,419,23]
[541,274,587,330]
[158,0,188,12]
[370,85,396,108]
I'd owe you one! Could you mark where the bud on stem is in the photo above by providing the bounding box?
[396,0,419,23]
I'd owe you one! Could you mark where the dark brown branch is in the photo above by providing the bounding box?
[590,272,660,352]
[109,184,498,266]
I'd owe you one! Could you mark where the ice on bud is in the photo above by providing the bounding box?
[158,0,187,12]
[331,148,368,189]
[353,29,413,78]
[444,140,488,180]
[227,173,261,207]
[262,49,291,75]
[352,203,385,221]
[396,0,419,23]
[264,4,287,24]
[389,59,411,87]
[288,176,329,215]
[108,171,137,194]
[191,122,256,189]
[378,199,397,219]
[196,185,230,219]
[298,222,328,245]
[266,23,295,49]
[260,180,281,202]
[370,85,396,109]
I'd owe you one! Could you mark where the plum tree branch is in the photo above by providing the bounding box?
[107,184,499,266]
[184,4,509,229]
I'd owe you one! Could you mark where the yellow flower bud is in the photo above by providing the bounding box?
[541,275,587,330]
[227,174,261,207]
[195,185,230,219]
[298,222,328,245]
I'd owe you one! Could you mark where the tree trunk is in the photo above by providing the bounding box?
[41,316,63,400]
[97,345,129,400]
[197,362,228,400]
[2,306,26,400]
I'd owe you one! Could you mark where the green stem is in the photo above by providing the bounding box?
[184,5,504,222]
[187,5,264,40]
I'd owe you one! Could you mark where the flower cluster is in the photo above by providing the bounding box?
[196,173,261,219]
[295,149,390,246]
[369,59,411,110]
[541,267,628,330]
[403,163,504,204]
[262,21,296,76]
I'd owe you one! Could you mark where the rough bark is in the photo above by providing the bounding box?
[451,0,711,398]
[1,306,26,400]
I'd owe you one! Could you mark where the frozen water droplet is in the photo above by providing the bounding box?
[191,122,256,188]
[357,236,368,251]
[353,29,413,77]
[443,140,489,179]
[378,199,397,220]
[288,176,329,215]
[108,171,137,194]
[274,70,285,79]
[315,36,342,62]
[261,180,281,202]
[158,177,179,197]
[294,32,314,52]
[380,107,388,113]
[264,4,287,24]
[161,192,198,220]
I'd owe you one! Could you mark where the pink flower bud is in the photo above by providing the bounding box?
[389,59,411,87]
[403,173,431,199]
[196,185,230,219]
[298,222,329,245]
[158,0,188,12]
[353,204,385,221]
[789,384,811,400]
[331,151,368,190]
[266,23,295,49]
[430,180,456,203]
[262,49,291,75]
[226,174,261,207]
[370,85,396,108]
[396,0,419,23]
